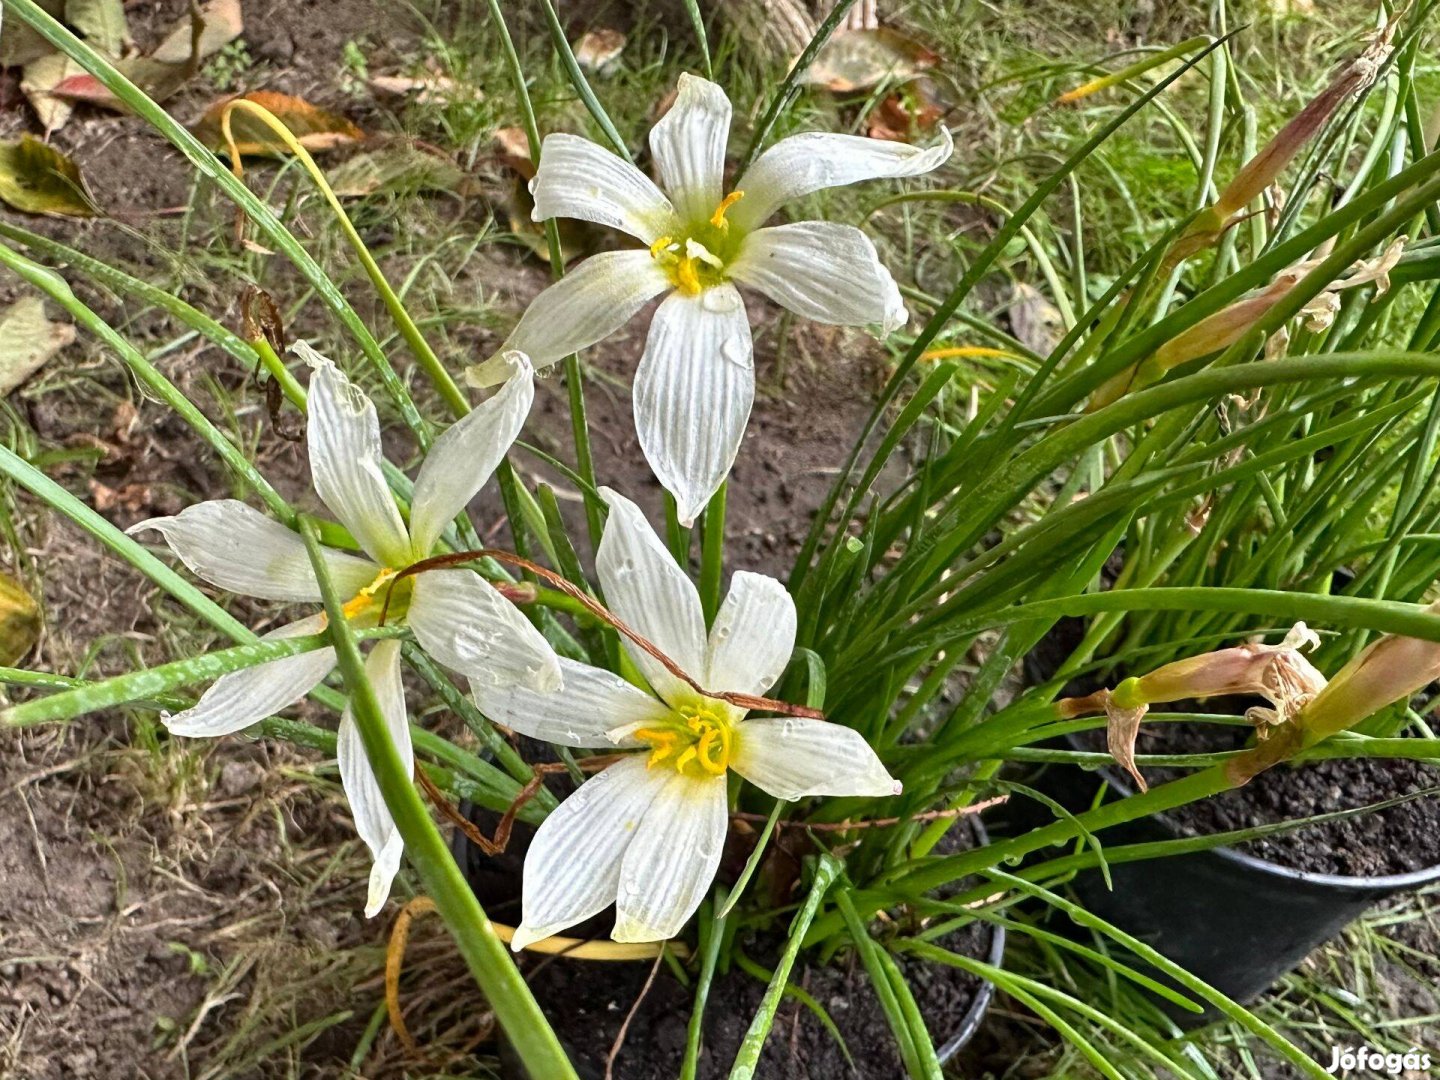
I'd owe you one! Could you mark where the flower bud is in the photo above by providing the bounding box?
[494,581,539,605]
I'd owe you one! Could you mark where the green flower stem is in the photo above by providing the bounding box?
[679,890,727,1080]
[299,518,576,1079]
[1,0,430,444]
[700,481,727,624]
[0,242,294,524]
[727,852,842,1080]
[534,0,630,159]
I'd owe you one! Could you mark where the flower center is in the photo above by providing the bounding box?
[341,567,401,623]
[633,705,733,779]
[649,191,746,296]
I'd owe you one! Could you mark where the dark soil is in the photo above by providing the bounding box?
[458,772,994,1080]
[1029,617,1440,878]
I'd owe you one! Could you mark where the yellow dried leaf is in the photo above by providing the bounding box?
[0,136,97,217]
[0,297,76,396]
[191,91,366,157]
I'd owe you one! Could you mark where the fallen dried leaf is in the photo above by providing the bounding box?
[20,53,87,133]
[1008,283,1065,356]
[368,72,478,105]
[191,91,366,157]
[0,570,41,667]
[573,28,625,75]
[803,27,939,93]
[867,84,944,142]
[65,0,130,55]
[150,0,244,65]
[0,136,97,216]
[0,0,65,66]
[0,297,75,396]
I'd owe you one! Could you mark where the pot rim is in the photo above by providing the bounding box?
[1062,733,1440,891]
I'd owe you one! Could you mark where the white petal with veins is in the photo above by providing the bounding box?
[299,343,413,568]
[650,73,732,222]
[633,286,754,527]
[595,488,708,705]
[471,657,665,748]
[512,756,666,949]
[408,569,562,692]
[730,127,953,232]
[530,132,677,243]
[128,500,377,602]
[409,352,534,556]
[163,614,335,737]
[730,221,907,335]
[730,718,901,801]
[467,252,671,386]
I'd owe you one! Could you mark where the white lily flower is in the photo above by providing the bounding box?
[473,488,900,948]
[129,344,562,916]
[466,74,952,525]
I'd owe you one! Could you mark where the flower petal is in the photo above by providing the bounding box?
[337,639,412,917]
[512,756,665,950]
[707,572,796,701]
[466,252,671,387]
[530,132,677,243]
[299,343,413,568]
[650,73,732,223]
[407,569,562,692]
[596,488,708,705]
[409,353,534,556]
[164,615,335,737]
[471,657,668,748]
[612,771,727,943]
[731,718,901,801]
[730,127,953,232]
[729,222,907,335]
[128,500,377,602]
[633,286,753,527]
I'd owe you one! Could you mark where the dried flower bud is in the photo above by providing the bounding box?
[1298,601,1440,744]
[1055,624,1326,792]
[494,581,539,605]
[1167,14,1400,266]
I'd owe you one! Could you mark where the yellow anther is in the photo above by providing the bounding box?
[675,257,701,295]
[634,711,733,777]
[710,190,745,230]
[341,567,398,620]
[649,235,674,259]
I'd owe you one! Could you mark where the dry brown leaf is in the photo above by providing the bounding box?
[0,136,97,216]
[0,297,75,396]
[150,0,244,65]
[20,53,87,133]
[1,0,66,66]
[65,0,130,55]
[1008,283,1065,356]
[368,72,478,105]
[803,27,939,93]
[867,84,944,142]
[191,91,365,157]
[573,28,626,75]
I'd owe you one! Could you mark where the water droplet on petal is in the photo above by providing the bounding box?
[720,335,750,368]
[701,289,741,315]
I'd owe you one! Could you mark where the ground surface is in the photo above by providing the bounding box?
[2,1,1438,1078]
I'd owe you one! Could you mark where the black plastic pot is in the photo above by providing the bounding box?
[452,807,1005,1078]
[1019,749,1440,1015]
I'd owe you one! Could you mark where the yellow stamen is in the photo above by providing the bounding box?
[342,567,398,620]
[649,234,674,259]
[675,257,701,296]
[710,190,745,230]
[633,710,734,777]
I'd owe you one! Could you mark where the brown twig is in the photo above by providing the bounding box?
[415,766,542,857]
[605,949,666,1080]
[730,795,1009,833]
[383,548,825,720]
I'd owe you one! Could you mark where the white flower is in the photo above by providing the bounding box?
[473,488,900,947]
[129,344,562,916]
[466,74,953,525]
